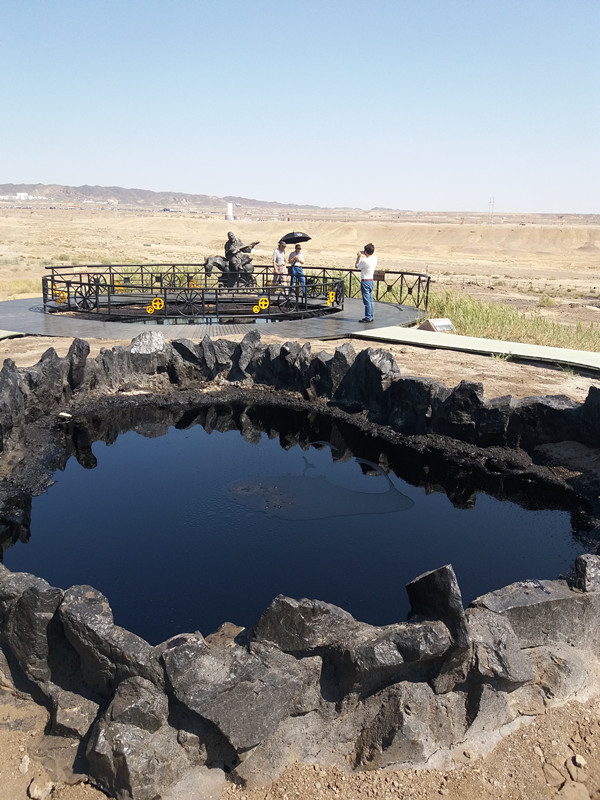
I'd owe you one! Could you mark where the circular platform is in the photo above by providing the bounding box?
[0,297,425,341]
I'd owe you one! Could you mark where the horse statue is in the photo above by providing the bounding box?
[203,255,256,287]
[204,234,260,287]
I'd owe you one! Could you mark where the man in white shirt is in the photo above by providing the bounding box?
[272,241,287,285]
[355,243,377,322]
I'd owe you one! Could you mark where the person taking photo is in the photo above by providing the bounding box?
[356,243,377,322]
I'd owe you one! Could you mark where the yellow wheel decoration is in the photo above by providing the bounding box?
[57,292,67,305]
[187,279,199,288]
[328,291,336,303]
[146,305,155,314]
[258,296,269,310]
[252,305,260,314]
[152,297,164,310]
[327,299,332,306]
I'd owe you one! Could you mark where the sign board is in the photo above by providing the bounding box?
[418,318,454,332]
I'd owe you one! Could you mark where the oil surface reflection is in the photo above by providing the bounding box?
[1,403,585,645]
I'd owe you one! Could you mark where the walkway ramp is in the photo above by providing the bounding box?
[351,325,600,373]
[0,330,24,340]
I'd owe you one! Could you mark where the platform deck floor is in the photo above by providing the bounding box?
[0,298,423,341]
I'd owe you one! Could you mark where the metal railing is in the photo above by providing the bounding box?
[42,263,346,322]
[289,266,430,309]
[42,263,429,322]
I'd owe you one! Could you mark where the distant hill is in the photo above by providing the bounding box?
[0,183,326,211]
[1,184,597,223]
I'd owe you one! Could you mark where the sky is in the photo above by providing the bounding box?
[2,0,599,213]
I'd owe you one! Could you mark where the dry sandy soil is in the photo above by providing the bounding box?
[1,206,600,327]
[0,207,600,799]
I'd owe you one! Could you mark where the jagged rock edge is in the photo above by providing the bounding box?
[0,330,599,799]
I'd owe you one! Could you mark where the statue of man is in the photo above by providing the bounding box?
[224,231,245,273]
[223,232,260,286]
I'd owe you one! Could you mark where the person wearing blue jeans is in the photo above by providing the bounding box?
[356,242,377,322]
[288,244,306,296]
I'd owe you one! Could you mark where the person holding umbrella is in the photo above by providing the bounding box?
[356,242,377,322]
[288,243,306,295]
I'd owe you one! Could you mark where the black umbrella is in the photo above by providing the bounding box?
[279,231,311,245]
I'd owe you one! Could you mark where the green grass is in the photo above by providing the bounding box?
[426,290,600,352]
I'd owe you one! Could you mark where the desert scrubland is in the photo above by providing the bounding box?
[1,205,599,326]
[1,205,599,400]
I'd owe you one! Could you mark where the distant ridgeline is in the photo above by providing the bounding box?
[0,183,598,223]
[0,182,322,212]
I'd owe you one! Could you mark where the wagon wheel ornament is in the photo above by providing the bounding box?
[176,289,202,316]
[73,285,98,311]
[335,283,344,306]
[306,279,320,298]
[236,272,256,288]
[90,275,108,294]
[277,291,295,313]
[162,273,180,289]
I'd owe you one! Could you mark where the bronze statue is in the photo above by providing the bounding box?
[203,233,260,287]
[223,232,259,286]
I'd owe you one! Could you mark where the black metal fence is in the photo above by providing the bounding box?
[42,263,429,323]
[291,266,430,309]
[42,263,346,322]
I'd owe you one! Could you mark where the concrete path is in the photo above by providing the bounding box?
[351,325,600,373]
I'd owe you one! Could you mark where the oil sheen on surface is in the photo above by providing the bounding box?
[4,423,581,645]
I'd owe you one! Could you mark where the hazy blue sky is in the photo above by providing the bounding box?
[3,0,598,212]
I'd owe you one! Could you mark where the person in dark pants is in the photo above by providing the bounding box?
[288,244,306,295]
[356,243,377,322]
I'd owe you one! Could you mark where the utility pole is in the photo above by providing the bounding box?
[488,196,495,224]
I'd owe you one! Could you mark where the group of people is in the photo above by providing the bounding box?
[271,240,306,293]
[271,239,378,323]
[222,233,377,321]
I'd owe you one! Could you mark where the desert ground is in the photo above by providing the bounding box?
[1,205,600,799]
[1,204,600,328]
[1,205,599,398]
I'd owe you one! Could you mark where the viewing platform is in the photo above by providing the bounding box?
[0,262,429,341]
